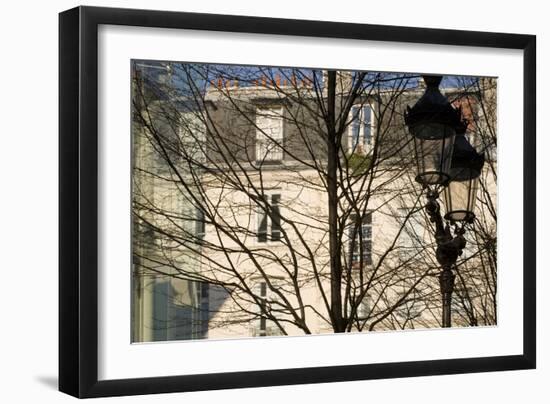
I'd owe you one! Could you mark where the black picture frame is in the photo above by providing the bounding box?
[59,5,536,398]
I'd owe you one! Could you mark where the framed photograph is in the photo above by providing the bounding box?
[59,6,536,398]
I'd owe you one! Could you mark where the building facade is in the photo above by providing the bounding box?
[132,63,497,342]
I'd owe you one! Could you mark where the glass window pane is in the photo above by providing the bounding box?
[258,209,268,242]
[362,105,372,145]
[271,194,281,241]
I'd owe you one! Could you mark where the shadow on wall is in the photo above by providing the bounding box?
[35,375,58,390]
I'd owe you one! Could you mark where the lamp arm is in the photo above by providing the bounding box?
[425,190,450,244]
[424,190,467,269]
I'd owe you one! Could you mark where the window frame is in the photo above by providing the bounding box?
[347,211,373,267]
[255,106,284,163]
[347,102,375,153]
[256,192,283,244]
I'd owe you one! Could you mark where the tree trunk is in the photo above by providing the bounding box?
[326,71,344,332]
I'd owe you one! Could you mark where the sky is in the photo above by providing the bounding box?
[133,59,482,97]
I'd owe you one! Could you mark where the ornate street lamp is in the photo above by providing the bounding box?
[405,75,463,186]
[405,75,485,328]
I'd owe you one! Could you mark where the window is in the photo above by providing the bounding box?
[257,194,281,242]
[251,280,283,337]
[256,107,283,162]
[259,282,267,336]
[196,207,205,242]
[196,282,210,338]
[348,104,373,152]
[347,212,373,266]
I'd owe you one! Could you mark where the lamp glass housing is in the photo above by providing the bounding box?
[442,133,484,223]
[443,169,479,222]
[411,123,455,185]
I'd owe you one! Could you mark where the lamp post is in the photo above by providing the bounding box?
[405,75,485,328]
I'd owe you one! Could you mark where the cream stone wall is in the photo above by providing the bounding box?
[132,76,497,341]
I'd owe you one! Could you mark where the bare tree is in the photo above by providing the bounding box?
[131,62,497,340]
